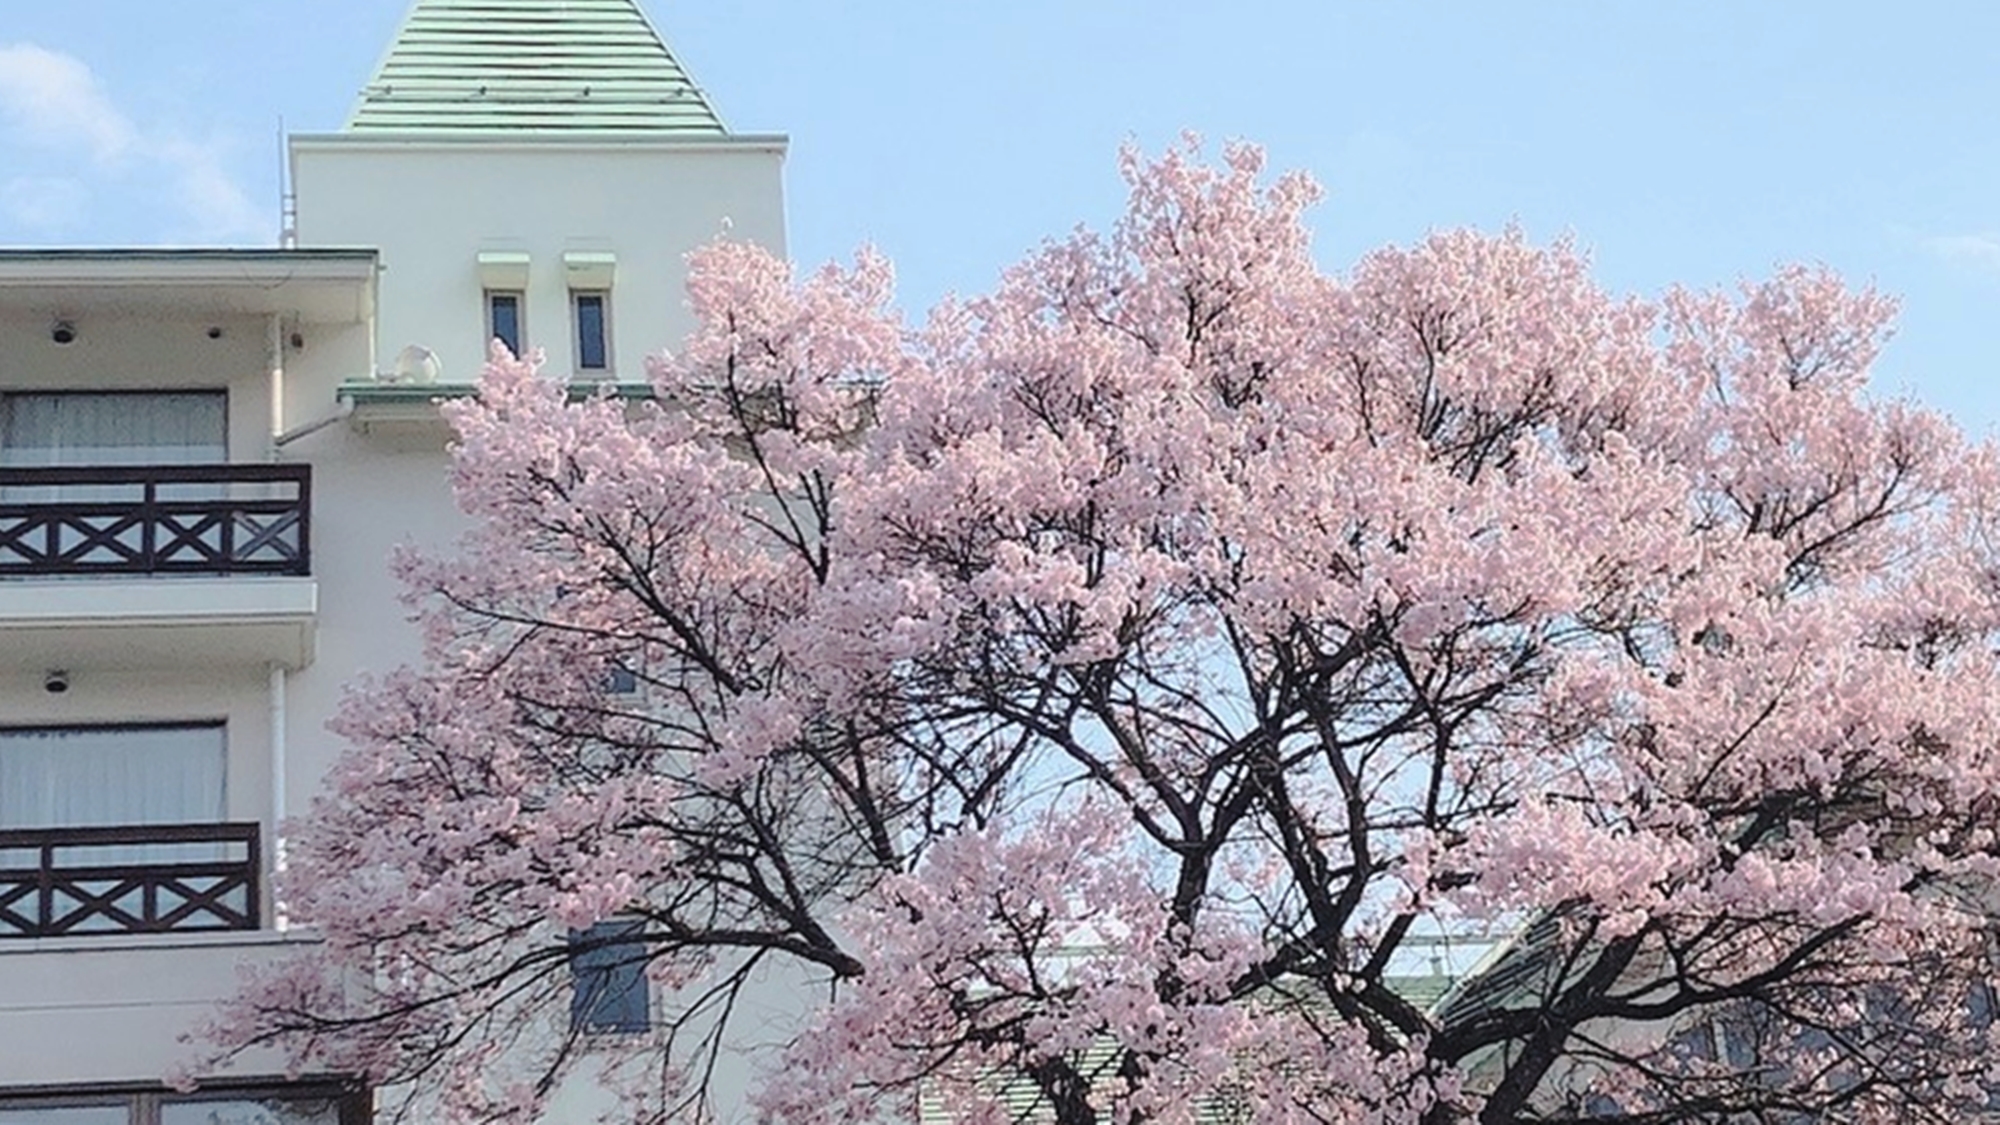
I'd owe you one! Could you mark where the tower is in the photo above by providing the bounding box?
[292,0,788,389]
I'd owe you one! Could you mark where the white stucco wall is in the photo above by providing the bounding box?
[290,136,788,385]
[0,128,797,1122]
[0,930,322,1088]
[0,311,275,456]
[287,133,799,1124]
[0,285,367,1091]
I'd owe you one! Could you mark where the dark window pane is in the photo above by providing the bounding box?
[488,293,522,356]
[1972,979,1995,1028]
[569,918,649,1033]
[575,293,608,370]
[602,660,638,695]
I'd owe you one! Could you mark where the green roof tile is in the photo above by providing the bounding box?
[348,0,728,135]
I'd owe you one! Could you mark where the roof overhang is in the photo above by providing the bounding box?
[290,131,786,155]
[0,249,380,324]
[338,379,658,439]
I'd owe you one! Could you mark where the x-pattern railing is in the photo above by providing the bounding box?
[0,822,261,937]
[0,463,310,577]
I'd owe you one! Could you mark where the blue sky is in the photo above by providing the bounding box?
[3,2,1998,432]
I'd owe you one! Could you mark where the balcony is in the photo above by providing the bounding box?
[0,464,318,671]
[0,463,309,577]
[0,822,261,938]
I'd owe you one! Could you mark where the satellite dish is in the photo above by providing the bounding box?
[387,344,441,385]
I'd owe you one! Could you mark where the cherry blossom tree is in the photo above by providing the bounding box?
[207,140,2000,1124]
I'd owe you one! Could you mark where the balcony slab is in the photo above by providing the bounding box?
[0,577,317,671]
[0,926,322,1088]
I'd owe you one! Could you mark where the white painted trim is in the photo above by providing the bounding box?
[477,250,533,290]
[0,256,377,288]
[0,578,316,626]
[0,927,323,957]
[563,250,617,290]
[290,132,788,154]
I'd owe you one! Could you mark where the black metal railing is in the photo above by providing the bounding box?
[0,463,310,577]
[0,822,261,937]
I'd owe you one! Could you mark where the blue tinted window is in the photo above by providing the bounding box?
[575,292,608,370]
[569,918,649,1034]
[603,659,639,695]
[487,292,522,357]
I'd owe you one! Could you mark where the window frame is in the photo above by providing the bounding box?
[568,916,652,1036]
[0,1080,369,1125]
[571,289,612,374]
[0,389,229,468]
[598,647,650,700]
[484,289,526,359]
[0,720,229,830]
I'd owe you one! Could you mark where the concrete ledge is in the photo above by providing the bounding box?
[340,380,656,440]
[0,926,322,958]
[0,578,318,671]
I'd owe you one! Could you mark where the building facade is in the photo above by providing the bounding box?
[0,2,785,1120]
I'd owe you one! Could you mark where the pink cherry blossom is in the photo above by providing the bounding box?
[203,139,2000,1124]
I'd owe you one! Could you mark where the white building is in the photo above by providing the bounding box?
[0,2,785,1120]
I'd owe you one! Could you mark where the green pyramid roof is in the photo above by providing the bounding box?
[348,0,728,135]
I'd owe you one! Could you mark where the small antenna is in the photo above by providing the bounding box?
[277,115,298,248]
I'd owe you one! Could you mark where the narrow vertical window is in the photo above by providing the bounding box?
[569,917,650,1033]
[573,291,609,372]
[486,291,524,357]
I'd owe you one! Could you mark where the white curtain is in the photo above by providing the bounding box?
[0,1107,128,1125]
[0,725,226,829]
[161,1098,342,1125]
[0,391,232,521]
[0,392,227,467]
[0,726,228,873]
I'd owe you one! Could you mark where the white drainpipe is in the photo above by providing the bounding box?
[269,661,289,931]
[266,315,291,931]
[268,315,286,455]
